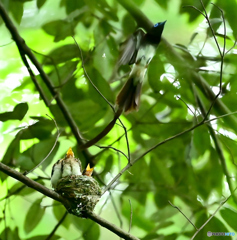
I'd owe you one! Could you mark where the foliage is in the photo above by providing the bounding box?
[0,0,237,239]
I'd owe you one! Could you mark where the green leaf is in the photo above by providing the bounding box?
[42,21,76,42]
[83,223,100,240]
[163,234,179,240]
[48,61,79,86]
[24,198,45,233]
[84,0,118,21]
[180,0,211,22]
[44,44,79,64]
[141,233,162,240]
[194,148,223,199]
[87,67,114,104]
[13,77,33,92]
[216,0,237,38]
[2,133,21,165]
[148,54,166,93]
[65,0,85,14]
[150,206,178,222]
[17,138,59,171]
[196,212,231,239]
[93,28,118,80]
[36,0,47,8]
[121,198,155,231]
[52,203,70,229]
[124,160,150,205]
[0,227,20,240]
[193,125,210,155]
[150,156,175,186]
[26,236,60,240]
[20,117,55,140]
[0,102,28,121]
[99,154,113,179]
[220,208,237,231]
[154,189,173,209]
[69,99,108,131]
[8,179,44,196]
[154,0,169,9]
[9,1,23,24]
[121,14,136,36]
[12,0,33,2]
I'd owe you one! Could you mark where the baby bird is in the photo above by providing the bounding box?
[51,147,82,189]
[82,164,94,177]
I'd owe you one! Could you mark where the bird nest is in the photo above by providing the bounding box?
[56,175,102,216]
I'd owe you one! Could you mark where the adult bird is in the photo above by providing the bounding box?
[116,21,166,113]
[79,21,166,150]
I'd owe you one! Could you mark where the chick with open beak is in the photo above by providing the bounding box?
[51,148,101,215]
[51,147,82,189]
[82,164,94,177]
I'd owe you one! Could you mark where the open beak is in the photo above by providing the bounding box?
[66,147,74,158]
[83,163,94,177]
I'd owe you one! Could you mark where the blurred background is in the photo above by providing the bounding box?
[0,0,237,239]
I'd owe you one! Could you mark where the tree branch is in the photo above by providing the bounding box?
[0,163,139,240]
[117,0,237,132]
[195,89,237,204]
[191,194,233,240]
[0,2,92,163]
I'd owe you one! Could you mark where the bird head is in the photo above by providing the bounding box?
[146,21,166,44]
[83,164,94,177]
[66,147,74,158]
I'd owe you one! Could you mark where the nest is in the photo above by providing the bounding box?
[56,175,102,216]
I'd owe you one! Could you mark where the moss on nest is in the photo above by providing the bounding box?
[56,175,102,216]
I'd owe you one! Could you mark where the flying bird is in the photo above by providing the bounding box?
[116,21,166,113]
[79,21,166,150]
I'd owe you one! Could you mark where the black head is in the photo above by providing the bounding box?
[146,21,166,44]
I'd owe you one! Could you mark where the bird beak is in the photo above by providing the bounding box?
[66,147,74,158]
[86,163,94,173]
[83,163,94,176]
[161,20,167,26]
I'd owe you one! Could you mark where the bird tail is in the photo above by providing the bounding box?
[116,76,143,113]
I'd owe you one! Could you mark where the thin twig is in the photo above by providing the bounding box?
[204,110,237,123]
[0,3,92,162]
[118,118,131,162]
[73,37,131,160]
[103,107,237,195]
[98,193,111,215]
[191,193,234,240]
[72,36,115,111]
[184,1,227,123]
[0,185,25,202]
[110,192,123,229]
[183,5,206,18]
[97,145,128,159]
[24,115,61,175]
[168,201,198,230]
[176,95,198,122]
[225,39,237,55]
[195,88,237,204]
[0,162,140,240]
[201,1,225,120]
[45,211,68,240]
[31,49,61,85]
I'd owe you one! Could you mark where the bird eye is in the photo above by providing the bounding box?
[154,23,159,27]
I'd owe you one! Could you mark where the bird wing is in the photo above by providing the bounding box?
[118,29,145,66]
